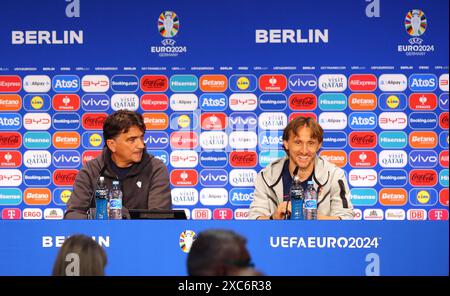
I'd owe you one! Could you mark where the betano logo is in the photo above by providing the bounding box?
[24,188,51,205]
[143,113,169,130]
[409,131,437,149]
[348,93,377,110]
[379,188,407,206]
[199,75,228,92]
[0,94,21,111]
[319,150,347,167]
[53,131,80,149]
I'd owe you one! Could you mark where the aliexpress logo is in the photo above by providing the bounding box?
[82,150,102,165]
[440,189,449,206]
[0,151,22,168]
[143,113,169,130]
[0,75,22,92]
[230,151,257,168]
[409,93,437,111]
[259,74,287,92]
[319,150,347,167]
[349,131,377,148]
[349,150,377,168]
[53,169,78,186]
[409,169,438,187]
[379,188,407,206]
[440,151,449,167]
[24,188,51,205]
[170,132,198,149]
[0,132,22,148]
[53,131,80,149]
[199,75,228,92]
[289,94,317,110]
[82,113,108,130]
[348,93,377,110]
[140,94,169,111]
[348,74,377,92]
[140,75,168,92]
[288,113,317,122]
[0,94,22,111]
[170,169,198,186]
[439,112,449,129]
[200,113,227,130]
[52,94,80,111]
[409,131,437,149]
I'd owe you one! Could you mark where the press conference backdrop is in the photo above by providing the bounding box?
[0,0,449,221]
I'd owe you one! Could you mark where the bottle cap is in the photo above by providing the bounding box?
[307,180,313,184]
[112,180,120,185]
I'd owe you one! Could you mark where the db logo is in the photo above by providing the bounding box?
[200,113,227,130]
[440,189,449,206]
[289,112,317,122]
[349,131,377,148]
[409,93,437,110]
[0,94,21,111]
[319,150,347,168]
[140,75,168,92]
[289,94,317,110]
[141,94,169,111]
[0,75,22,92]
[1,208,21,220]
[379,188,407,206]
[52,94,80,111]
[407,209,427,220]
[143,113,169,130]
[348,94,377,110]
[428,209,449,221]
[170,169,198,186]
[0,151,22,168]
[259,74,287,92]
[349,150,377,168]
[230,151,257,168]
[82,113,108,130]
[82,150,102,165]
[24,188,51,205]
[409,131,437,149]
[348,74,377,92]
[191,208,212,220]
[439,112,449,129]
[440,151,449,167]
[53,169,78,186]
[213,208,233,220]
[199,75,228,92]
[0,132,22,148]
[170,132,198,149]
[409,169,438,187]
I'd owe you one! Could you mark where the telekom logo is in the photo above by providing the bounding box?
[2,208,20,219]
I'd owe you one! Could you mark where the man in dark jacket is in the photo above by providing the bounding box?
[64,110,172,219]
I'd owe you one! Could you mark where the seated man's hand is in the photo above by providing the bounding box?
[273,201,291,220]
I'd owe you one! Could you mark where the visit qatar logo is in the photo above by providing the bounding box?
[151,11,187,57]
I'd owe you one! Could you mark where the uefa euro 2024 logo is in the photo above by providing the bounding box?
[405,9,427,37]
[151,11,187,57]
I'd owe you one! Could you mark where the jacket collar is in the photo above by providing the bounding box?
[101,146,151,179]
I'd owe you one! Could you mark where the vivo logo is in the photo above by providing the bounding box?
[144,132,169,149]
[52,150,81,168]
[81,94,110,111]
[409,150,438,168]
[288,74,317,92]
[199,169,228,187]
[228,113,258,130]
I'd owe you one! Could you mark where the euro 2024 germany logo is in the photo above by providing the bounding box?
[151,11,187,57]
[398,9,434,56]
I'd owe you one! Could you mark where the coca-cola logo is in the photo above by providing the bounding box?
[53,170,78,186]
[0,132,21,148]
[352,135,374,144]
[349,132,377,148]
[440,113,449,128]
[82,113,107,129]
[230,151,257,167]
[140,75,168,92]
[410,170,438,186]
[289,94,316,110]
[143,79,166,88]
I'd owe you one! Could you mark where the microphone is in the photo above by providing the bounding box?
[86,165,107,217]
[284,165,300,220]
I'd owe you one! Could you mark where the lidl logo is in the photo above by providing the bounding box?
[82,132,103,149]
[170,113,197,130]
[53,188,72,205]
[52,75,80,92]
[229,75,257,92]
[23,94,51,111]
[409,188,438,206]
[169,75,198,92]
[319,150,347,167]
[378,93,407,111]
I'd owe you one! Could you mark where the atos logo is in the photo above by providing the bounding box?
[440,112,449,129]
[259,150,286,168]
[171,188,199,206]
[229,188,254,206]
[53,169,78,186]
[170,150,198,168]
[349,131,377,149]
[379,188,407,206]
[213,208,233,220]
[258,112,287,130]
[82,150,102,165]
[0,132,22,149]
[288,94,316,111]
[378,112,407,130]
[288,74,317,92]
[428,209,449,221]
[407,209,427,221]
[378,74,407,92]
[258,131,283,150]
[200,113,227,130]
[319,151,347,168]
[229,169,257,187]
[409,169,438,187]
[409,150,438,168]
[170,131,198,149]
[199,75,228,92]
[191,208,212,220]
[379,93,407,111]
[409,188,438,206]
[348,74,377,92]
[199,131,228,150]
[199,169,228,187]
[260,94,287,111]
[408,74,437,92]
[52,75,80,92]
[52,150,81,168]
[1,208,21,220]
[322,131,347,149]
[81,94,110,111]
[111,94,139,111]
[23,75,51,93]
[23,113,51,130]
[439,131,448,149]
[200,188,228,206]
[409,112,437,130]
[0,151,22,168]
[169,113,197,130]
[0,75,22,92]
[379,131,407,149]
[409,93,437,111]
[229,113,257,130]
[81,132,103,149]
[141,94,169,111]
[259,74,287,92]
[440,169,449,187]
[23,169,51,186]
[111,75,139,92]
[379,150,407,168]
[318,112,347,130]
[230,151,257,168]
[409,131,438,149]
[53,94,80,111]
[23,132,51,149]
[318,93,347,111]
[199,151,227,168]
[82,113,107,130]
[379,169,408,187]
[349,150,377,168]
[349,169,377,187]
[348,112,377,130]
[53,188,72,205]
[170,94,198,111]
[23,94,51,111]
[439,93,449,110]
[81,75,110,92]
[169,75,198,92]
[229,94,257,111]
[144,132,169,149]
[23,150,51,168]
[0,113,22,130]
[0,188,22,206]
[170,169,198,186]
[0,94,21,111]
[318,74,347,92]
[350,188,377,206]
[200,93,227,111]
[439,73,449,92]
[440,151,449,168]
[229,75,257,92]
[149,150,168,166]
[52,113,80,130]
[440,189,449,206]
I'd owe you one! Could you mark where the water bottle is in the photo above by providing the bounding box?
[109,180,123,219]
[304,180,318,220]
[95,176,109,220]
[290,176,304,220]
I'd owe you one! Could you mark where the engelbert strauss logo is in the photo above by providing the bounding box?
[151,11,187,57]
[398,9,434,56]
